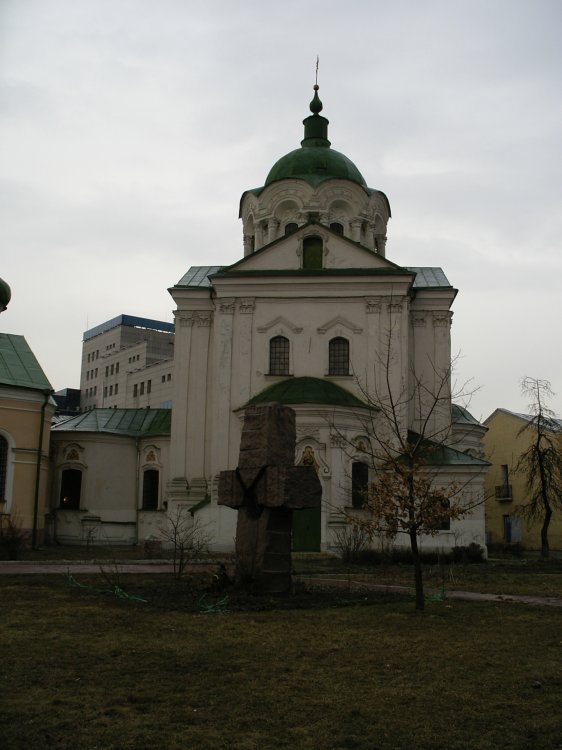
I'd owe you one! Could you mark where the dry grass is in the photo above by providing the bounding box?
[293,556,562,599]
[1,574,561,750]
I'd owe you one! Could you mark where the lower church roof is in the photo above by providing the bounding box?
[51,408,171,437]
[246,377,372,410]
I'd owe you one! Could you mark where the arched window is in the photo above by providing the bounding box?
[269,336,290,376]
[285,222,298,236]
[330,222,344,235]
[59,469,82,510]
[142,469,159,511]
[329,337,349,376]
[302,236,323,269]
[0,436,8,502]
[351,461,369,509]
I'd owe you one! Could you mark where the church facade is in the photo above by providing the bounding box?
[165,86,488,553]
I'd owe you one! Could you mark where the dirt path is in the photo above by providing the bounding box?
[297,575,562,608]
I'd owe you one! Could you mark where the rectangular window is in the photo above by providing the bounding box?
[109,385,113,396]
[95,368,98,377]
[86,371,89,381]
[103,386,107,398]
[87,353,91,363]
[94,386,97,395]
[167,374,171,381]
[162,375,166,383]
[105,366,109,377]
[351,462,369,509]
[110,364,114,375]
[140,382,145,396]
[133,384,138,397]
[147,380,151,394]
[116,362,119,374]
[114,384,118,395]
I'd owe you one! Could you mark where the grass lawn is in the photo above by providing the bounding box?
[1,574,561,750]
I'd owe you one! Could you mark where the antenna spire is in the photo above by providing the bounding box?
[315,55,319,86]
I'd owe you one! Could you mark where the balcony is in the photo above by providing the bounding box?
[495,485,512,502]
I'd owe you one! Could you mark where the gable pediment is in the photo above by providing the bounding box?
[317,315,363,335]
[257,316,303,334]
[223,223,404,274]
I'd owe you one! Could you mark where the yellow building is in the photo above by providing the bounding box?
[0,333,55,549]
[483,408,562,552]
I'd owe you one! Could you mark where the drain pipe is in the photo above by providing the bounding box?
[134,438,141,546]
[32,388,53,549]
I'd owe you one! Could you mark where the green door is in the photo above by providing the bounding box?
[292,506,321,552]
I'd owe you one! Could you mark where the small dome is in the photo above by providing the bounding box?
[265,147,367,188]
[264,84,367,189]
[0,277,11,313]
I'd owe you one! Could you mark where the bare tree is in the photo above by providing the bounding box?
[159,506,211,580]
[336,317,484,611]
[515,377,562,558]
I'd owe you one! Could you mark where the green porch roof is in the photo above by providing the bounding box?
[0,333,52,392]
[408,431,489,466]
[51,408,171,437]
[246,377,372,410]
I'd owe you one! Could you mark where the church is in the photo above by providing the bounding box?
[51,85,488,553]
[165,84,488,552]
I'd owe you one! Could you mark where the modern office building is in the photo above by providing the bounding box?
[80,314,175,411]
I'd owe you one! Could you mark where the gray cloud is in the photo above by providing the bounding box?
[1,0,561,418]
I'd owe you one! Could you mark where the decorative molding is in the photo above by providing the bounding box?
[218,298,235,315]
[238,298,255,314]
[296,425,321,440]
[317,315,363,335]
[257,316,303,334]
[195,312,213,327]
[433,312,451,327]
[412,313,426,327]
[330,433,346,448]
[365,297,383,314]
[296,437,331,477]
[176,311,195,327]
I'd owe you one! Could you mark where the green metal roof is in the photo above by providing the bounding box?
[265,146,367,189]
[51,408,172,437]
[246,377,372,409]
[175,266,224,288]
[0,333,52,391]
[175,265,451,289]
[407,431,489,466]
[452,404,482,426]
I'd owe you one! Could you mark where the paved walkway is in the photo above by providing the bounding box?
[1,562,561,607]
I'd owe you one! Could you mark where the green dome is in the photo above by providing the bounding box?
[246,377,371,409]
[264,84,367,189]
[0,277,11,313]
[265,146,367,188]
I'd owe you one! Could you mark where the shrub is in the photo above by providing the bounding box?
[0,516,26,560]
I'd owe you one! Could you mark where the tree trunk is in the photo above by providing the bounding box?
[541,504,552,558]
[409,526,424,611]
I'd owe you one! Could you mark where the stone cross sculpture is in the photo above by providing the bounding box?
[218,403,322,594]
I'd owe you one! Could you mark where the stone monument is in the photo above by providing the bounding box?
[218,403,322,594]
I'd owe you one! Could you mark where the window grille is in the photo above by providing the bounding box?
[269,336,289,375]
[329,337,349,375]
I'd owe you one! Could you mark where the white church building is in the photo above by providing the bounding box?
[51,85,488,553]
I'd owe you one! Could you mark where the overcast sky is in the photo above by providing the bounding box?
[1,0,561,420]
